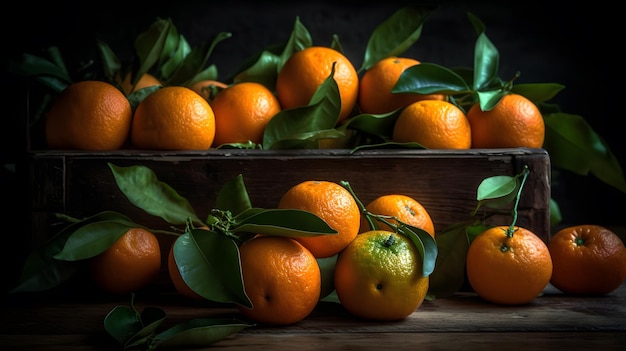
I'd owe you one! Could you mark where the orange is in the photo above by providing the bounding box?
[334,230,429,321]
[466,225,553,305]
[117,72,162,95]
[548,225,626,295]
[276,46,359,123]
[45,80,132,150]
[466,93,545,148]
[189,79,229,102]
[167,243,204,301]
[210,81,281,146]
[236,235,321,325]
[131,86,216,150]
[90,228,161,295]
[360,194,435,237]
[392,99,471,149]
[358,57,444,114]
[277,180,360,258]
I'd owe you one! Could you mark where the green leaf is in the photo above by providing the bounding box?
[427,221,472,299]
[232,209,338,237]
[134,18,178,85]
[10,211,132,293]
[342,110,399,140]
[472,32,499,91]
[53,219,138,261]
[95,40,121,83]
[550,197,563,227]
[397,224,437,277]
[104,300,167,349]
[511,83,565,103]
[278,16,313,71]
[544,113,626,193]
[104,305,143,346]
[153,318,253,349]
[317,254,338,299]
[476,175,518,201]
[173,230,251,307]
[160,34,193,83]
[5,52,72,92]
[361,6,435,71]
[108,163,203,225]
[125,306,168,348]
[214,174,253,217]
[188,64,219,86]
[393,63,471,95]
[166,32,232,86]
[262,66,341,149]
[476,89,506,111]
[232,50,281,89]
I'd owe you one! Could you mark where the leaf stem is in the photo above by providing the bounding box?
[507,164,530,236]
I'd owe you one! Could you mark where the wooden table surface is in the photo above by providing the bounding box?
[2,279,625,351]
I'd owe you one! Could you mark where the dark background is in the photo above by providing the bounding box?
[1,1,624,290]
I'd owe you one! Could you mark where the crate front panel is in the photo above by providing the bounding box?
[28,148,550,247]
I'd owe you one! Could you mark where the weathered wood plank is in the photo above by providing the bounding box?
[27,148,551,248]
[2,283,624,346]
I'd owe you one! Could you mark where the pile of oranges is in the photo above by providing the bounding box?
[42,47,545,152]
[88,177,626,327]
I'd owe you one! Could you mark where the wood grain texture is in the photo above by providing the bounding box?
[1,282,624,350]
[27,148,550,248]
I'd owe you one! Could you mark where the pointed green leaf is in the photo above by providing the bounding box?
[53,219,138,261]
[477,175,517,201]
[10,211,131,293]
[476,89,506,111]
[108,163,203,225]
[511,83,565,103]
[278,16,313,70]
[233,209,338,237]
[215,174,252,216]
[125,306,167,348]
[343,110,399,139]
[160,34,192,83]
[473,32,499,91]
[544,113,626,193]
[393,63,471,95]
[263,66,341,149]
[361,6,435,71]
[173,230,250,306]
[427,222,472,299]
[154,318,253,349]
[103,305,143,346]
[95,40,121,82]
[232,50,281,89]
[397,224,437,277]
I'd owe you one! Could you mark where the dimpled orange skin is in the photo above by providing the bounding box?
[90,228,161,295]
[276,46,359,123]
[210,81,281,146]
[548,225,626,295]
[236,236,321,325]
[358,57,444,114]
[45,80,132,150]
[467,93,545,149]
[131,86,215,150]
[334,230,429,321]
[278,180,361,258]
[392,100,472,149]
[466,226,553,305]
[360,194,435,237]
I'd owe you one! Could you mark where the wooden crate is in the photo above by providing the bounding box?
[26,148,551,251]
